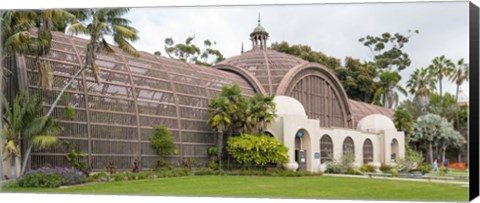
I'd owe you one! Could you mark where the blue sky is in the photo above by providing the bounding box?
[122,2,470,102]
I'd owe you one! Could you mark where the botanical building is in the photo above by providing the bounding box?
[3,19,404,174]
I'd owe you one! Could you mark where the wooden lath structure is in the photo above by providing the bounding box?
[8,31,257,171]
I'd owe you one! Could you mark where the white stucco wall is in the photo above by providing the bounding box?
[268,96,406,173]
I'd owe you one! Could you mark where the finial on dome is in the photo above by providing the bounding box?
[250,13,269,51]
[258,13,261,26]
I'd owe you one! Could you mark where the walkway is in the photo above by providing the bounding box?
[323,173,469,186]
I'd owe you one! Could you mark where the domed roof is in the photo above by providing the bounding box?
[357,114,396,132]
[273,96,306,116]
[253,25,266,33]
[218,49,306,95]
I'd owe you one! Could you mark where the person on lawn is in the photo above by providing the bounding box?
[432,159,440,173]
[443,159,449,173]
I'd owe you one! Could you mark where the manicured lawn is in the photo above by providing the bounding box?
[2,176,468,201]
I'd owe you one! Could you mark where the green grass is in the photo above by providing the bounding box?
[1,176,468,201]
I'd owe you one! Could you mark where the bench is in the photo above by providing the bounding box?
[364,173,392,178]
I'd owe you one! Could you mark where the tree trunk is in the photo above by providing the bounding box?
[428,142,433,164]
[441,146,446,163]
[46,65,87,117]
[217,131,222,170]
[20,144,33,175]
[458,149,462,163]
[455,84,460,130]
[10,156,17,180]
[439,75,443,115]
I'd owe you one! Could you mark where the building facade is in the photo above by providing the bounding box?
[2,19,404,175]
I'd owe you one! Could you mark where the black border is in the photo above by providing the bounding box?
[470,2,479,201]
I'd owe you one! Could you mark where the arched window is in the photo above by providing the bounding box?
[342,137,355,156]
[320,135,333,163]
[363,139,373,164]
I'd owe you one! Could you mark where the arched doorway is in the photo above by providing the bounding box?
[363,139,373,164]
[391,139,399,162]
[294,129,310,171]
[320,135,333,164]
[343,137,355,157]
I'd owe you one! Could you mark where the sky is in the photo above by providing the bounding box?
[122,2,470,103]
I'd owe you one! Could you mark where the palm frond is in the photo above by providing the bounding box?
[112,25,138,41]
[67,22,88,35]
[31,135,59,150]
[114,35,139,57]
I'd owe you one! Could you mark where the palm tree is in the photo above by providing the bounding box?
[2,93,60,179]
[428,55,455,114]
[217,84,247,135]
[373,70,407,109]
[207,96,234,170]
[1,10,76,88]
[245,93,277,135]
[449,58,469,130]
[393,106,414,142]
[406,67,436,112]
[46,8,140,118]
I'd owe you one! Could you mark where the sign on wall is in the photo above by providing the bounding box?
[314,152,320,159]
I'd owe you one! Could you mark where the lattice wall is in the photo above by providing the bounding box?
[16,31,256,171]
[286,71,348,128]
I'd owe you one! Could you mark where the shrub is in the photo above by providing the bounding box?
[418,162,432,174]
[111,173,126,181]
[18,167,86,188]
[226,134,289,168]
[379,164,393,173]
[1,180,19,188]
[91,172,108,180]
[150,125,175,157]
[325,150,355,174]
[63,141,90,177]
[396,149,423,173]
[155,159,173,170]
[391,169,399,177]
[359,164,377,173]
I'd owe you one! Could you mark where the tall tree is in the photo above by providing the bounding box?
[207,96,233,170]
[207,85,247,169]
[438,126,465,163]
[359,30,418,109]
[245,93,277,135]
[406,67,436,112]
[163,37,224,66]
[373,70,407,109]
[336,58,377,103]
[393,106,414,141]
[2,93,60,179]
[428,92,457,121]
[410,113,448,164]
[358,30,418,72]
[428,55,455,114]
[1,10,76,89]
[449,58,469,131]
[270,41,341,72]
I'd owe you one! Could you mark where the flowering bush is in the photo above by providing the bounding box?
[18,167,86,188]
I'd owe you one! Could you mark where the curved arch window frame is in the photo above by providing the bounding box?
[320,134,334,164]
[342,136,355,157]
[362,138,373,164]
